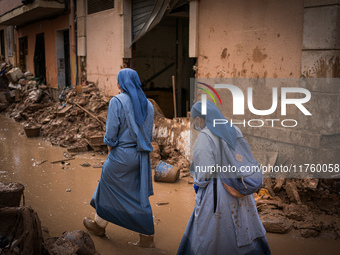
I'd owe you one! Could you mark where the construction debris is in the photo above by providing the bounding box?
[258,178,340,238]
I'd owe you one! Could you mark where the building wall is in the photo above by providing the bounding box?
[86,8,122,96]
[197,0,304,79]
[16,14,70,88]
[193,0,339,166]
[195,0,305,127]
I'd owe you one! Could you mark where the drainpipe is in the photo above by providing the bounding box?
[70,0,77,86]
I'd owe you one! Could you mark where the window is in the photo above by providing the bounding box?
[88,0,114,15]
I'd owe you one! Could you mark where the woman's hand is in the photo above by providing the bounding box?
[222,182,247,198]
[108,146,112,154]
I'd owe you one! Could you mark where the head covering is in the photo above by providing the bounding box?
[191,100,237,150]
[117,68,148,127]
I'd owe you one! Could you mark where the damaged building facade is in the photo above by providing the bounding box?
[0,0,77,100]
[0,0,339,165]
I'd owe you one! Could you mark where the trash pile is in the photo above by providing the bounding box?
[150,142,190,182]
[0,59,36,111]
[256,178,340,239]
[1,78,110,152]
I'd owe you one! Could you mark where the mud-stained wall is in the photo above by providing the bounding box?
[16,14,69,88]
[299,1,340,135]
[192,0,339,165]
[86,9,122,96]
[196,0,304,79]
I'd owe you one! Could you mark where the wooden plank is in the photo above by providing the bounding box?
[50,158,75,164]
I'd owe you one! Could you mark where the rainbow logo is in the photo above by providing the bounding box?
[197,82,222,106]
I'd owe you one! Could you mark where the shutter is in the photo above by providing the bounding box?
[132,0,157,39]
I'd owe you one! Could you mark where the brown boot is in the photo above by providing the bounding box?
[130,234,155,248]
[83,217,106,237]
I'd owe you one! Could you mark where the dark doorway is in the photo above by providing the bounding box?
[132,1,194,118]
[133,16,194,118]
[19,36,28,72]
[63,30,71,87]
[34,33,46,82]
[56,29,71,89]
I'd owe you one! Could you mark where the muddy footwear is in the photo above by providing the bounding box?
[130,234,155,248]
[83,217,106,237]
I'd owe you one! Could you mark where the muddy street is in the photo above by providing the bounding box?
[0,114,339,255]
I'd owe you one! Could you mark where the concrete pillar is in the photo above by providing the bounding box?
[189,0,199,58]
[6,26,15,64]
[77,0,86,83]
[122,0,132,59]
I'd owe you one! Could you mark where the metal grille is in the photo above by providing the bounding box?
[88,0,114,15]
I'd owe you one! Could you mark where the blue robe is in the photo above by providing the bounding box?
[177,127,271,255]
[90,93,155,235]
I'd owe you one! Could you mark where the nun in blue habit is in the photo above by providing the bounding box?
[177,101,271,255]
[83,68,155,247]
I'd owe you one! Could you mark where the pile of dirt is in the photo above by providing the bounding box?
[2,81,109,151]
[257,178,340,239]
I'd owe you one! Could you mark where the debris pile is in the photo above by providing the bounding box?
[44,230,99,255]
[257,178,340,239]
[2,80,109,152]
[150,142,190,178]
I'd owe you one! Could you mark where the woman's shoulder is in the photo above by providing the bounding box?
[113,92,129,101]
[111,93,130,106]
[197,128,216,147]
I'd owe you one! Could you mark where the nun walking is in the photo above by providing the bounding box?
[177,101,271,255]
[83,68,155,248]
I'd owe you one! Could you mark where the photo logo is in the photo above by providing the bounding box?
[195,80,312,128]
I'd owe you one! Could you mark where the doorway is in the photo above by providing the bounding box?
[56,29,71,89]
[19,36,28,72]
[34,33,46,83]
[133,16,195,118]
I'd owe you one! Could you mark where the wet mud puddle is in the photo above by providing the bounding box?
[0,114,339,254]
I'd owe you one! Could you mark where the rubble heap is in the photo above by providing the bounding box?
[2,81,109,152]
[150,142,190,177]
[256,178,340,239]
